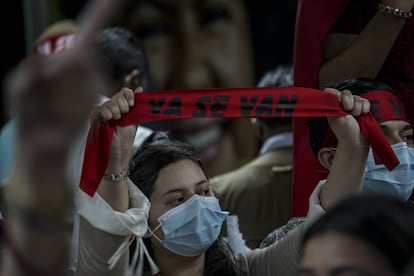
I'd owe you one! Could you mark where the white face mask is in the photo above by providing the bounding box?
[148,195,229,256]
[363,142,414,201]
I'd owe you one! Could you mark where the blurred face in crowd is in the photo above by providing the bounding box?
[122,0,257,176]
[299,232,396,276]
[124,0,254,90]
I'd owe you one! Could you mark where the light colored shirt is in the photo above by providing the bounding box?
[259,132,292,156]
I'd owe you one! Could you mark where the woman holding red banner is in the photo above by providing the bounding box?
[74,86,372,275]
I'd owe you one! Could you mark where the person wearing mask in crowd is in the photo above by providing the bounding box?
[260,77,414,248]
[308,78,414,201]
[74,82,373,275]
[292,0,414,217]
[210,64,294,249]
[299,194,414,276]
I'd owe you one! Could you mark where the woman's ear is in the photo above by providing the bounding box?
[123,69,141,90]
[317,147,336,170]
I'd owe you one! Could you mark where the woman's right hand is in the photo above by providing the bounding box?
[92,87,141,173]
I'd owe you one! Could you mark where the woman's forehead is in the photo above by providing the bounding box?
[152,159,208,193]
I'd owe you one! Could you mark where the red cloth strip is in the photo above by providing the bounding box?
[362,90,412,124]
[80,86,399,196]
[34,33,77,55]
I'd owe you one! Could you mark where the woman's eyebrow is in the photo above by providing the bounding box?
[161,188,184,198]
[196,179,208,186]
[161,180,208,197]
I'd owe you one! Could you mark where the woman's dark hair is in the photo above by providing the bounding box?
[301,194,414,274]
[308,77,395,156]
[129,131,240,275]
[94,26,153,91]
[129,132,207,196]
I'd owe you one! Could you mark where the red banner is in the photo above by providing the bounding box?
[80,86,399,196]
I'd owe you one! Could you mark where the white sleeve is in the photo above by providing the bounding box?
[75,179,150,237]
[305,179,327,223]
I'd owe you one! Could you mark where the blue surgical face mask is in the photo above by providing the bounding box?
[149,195,229,257]
[363,142,414,201]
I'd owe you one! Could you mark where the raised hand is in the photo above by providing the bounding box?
[325,88,370,146]
[1,1,126,275]
[92,88,141,174]
[320,88,371,210]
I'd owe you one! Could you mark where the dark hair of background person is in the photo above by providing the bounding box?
[300,194,414,275]
[128,132,241,275]
[256,63,293,129]
[308,77,395,156]
[94,26,154,91]
[57,0,298,83]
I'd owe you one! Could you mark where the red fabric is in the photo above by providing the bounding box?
[362,90,412,124]
[34,33,77,55]
[292,0,350,216]
[293,0,350,88]
[80,86,398,196]
[320,90,412,149]
[293,0,414,216]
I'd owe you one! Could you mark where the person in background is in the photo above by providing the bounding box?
[0,19,78,188]
[110,0,298,177]
[292,0,414,217]
[308,78,414,201]
[210,64,294,249]
[0,0,122,274]
[90,26,154,156]
[93,26,154,97]
[261,77,414,249]
[0,25,155,189]
[317,0,414,120]
[299,194,414,276]
[0,22,154,276]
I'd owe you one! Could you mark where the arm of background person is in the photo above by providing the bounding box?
[0,1,123,275]
[319,0,414,88]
